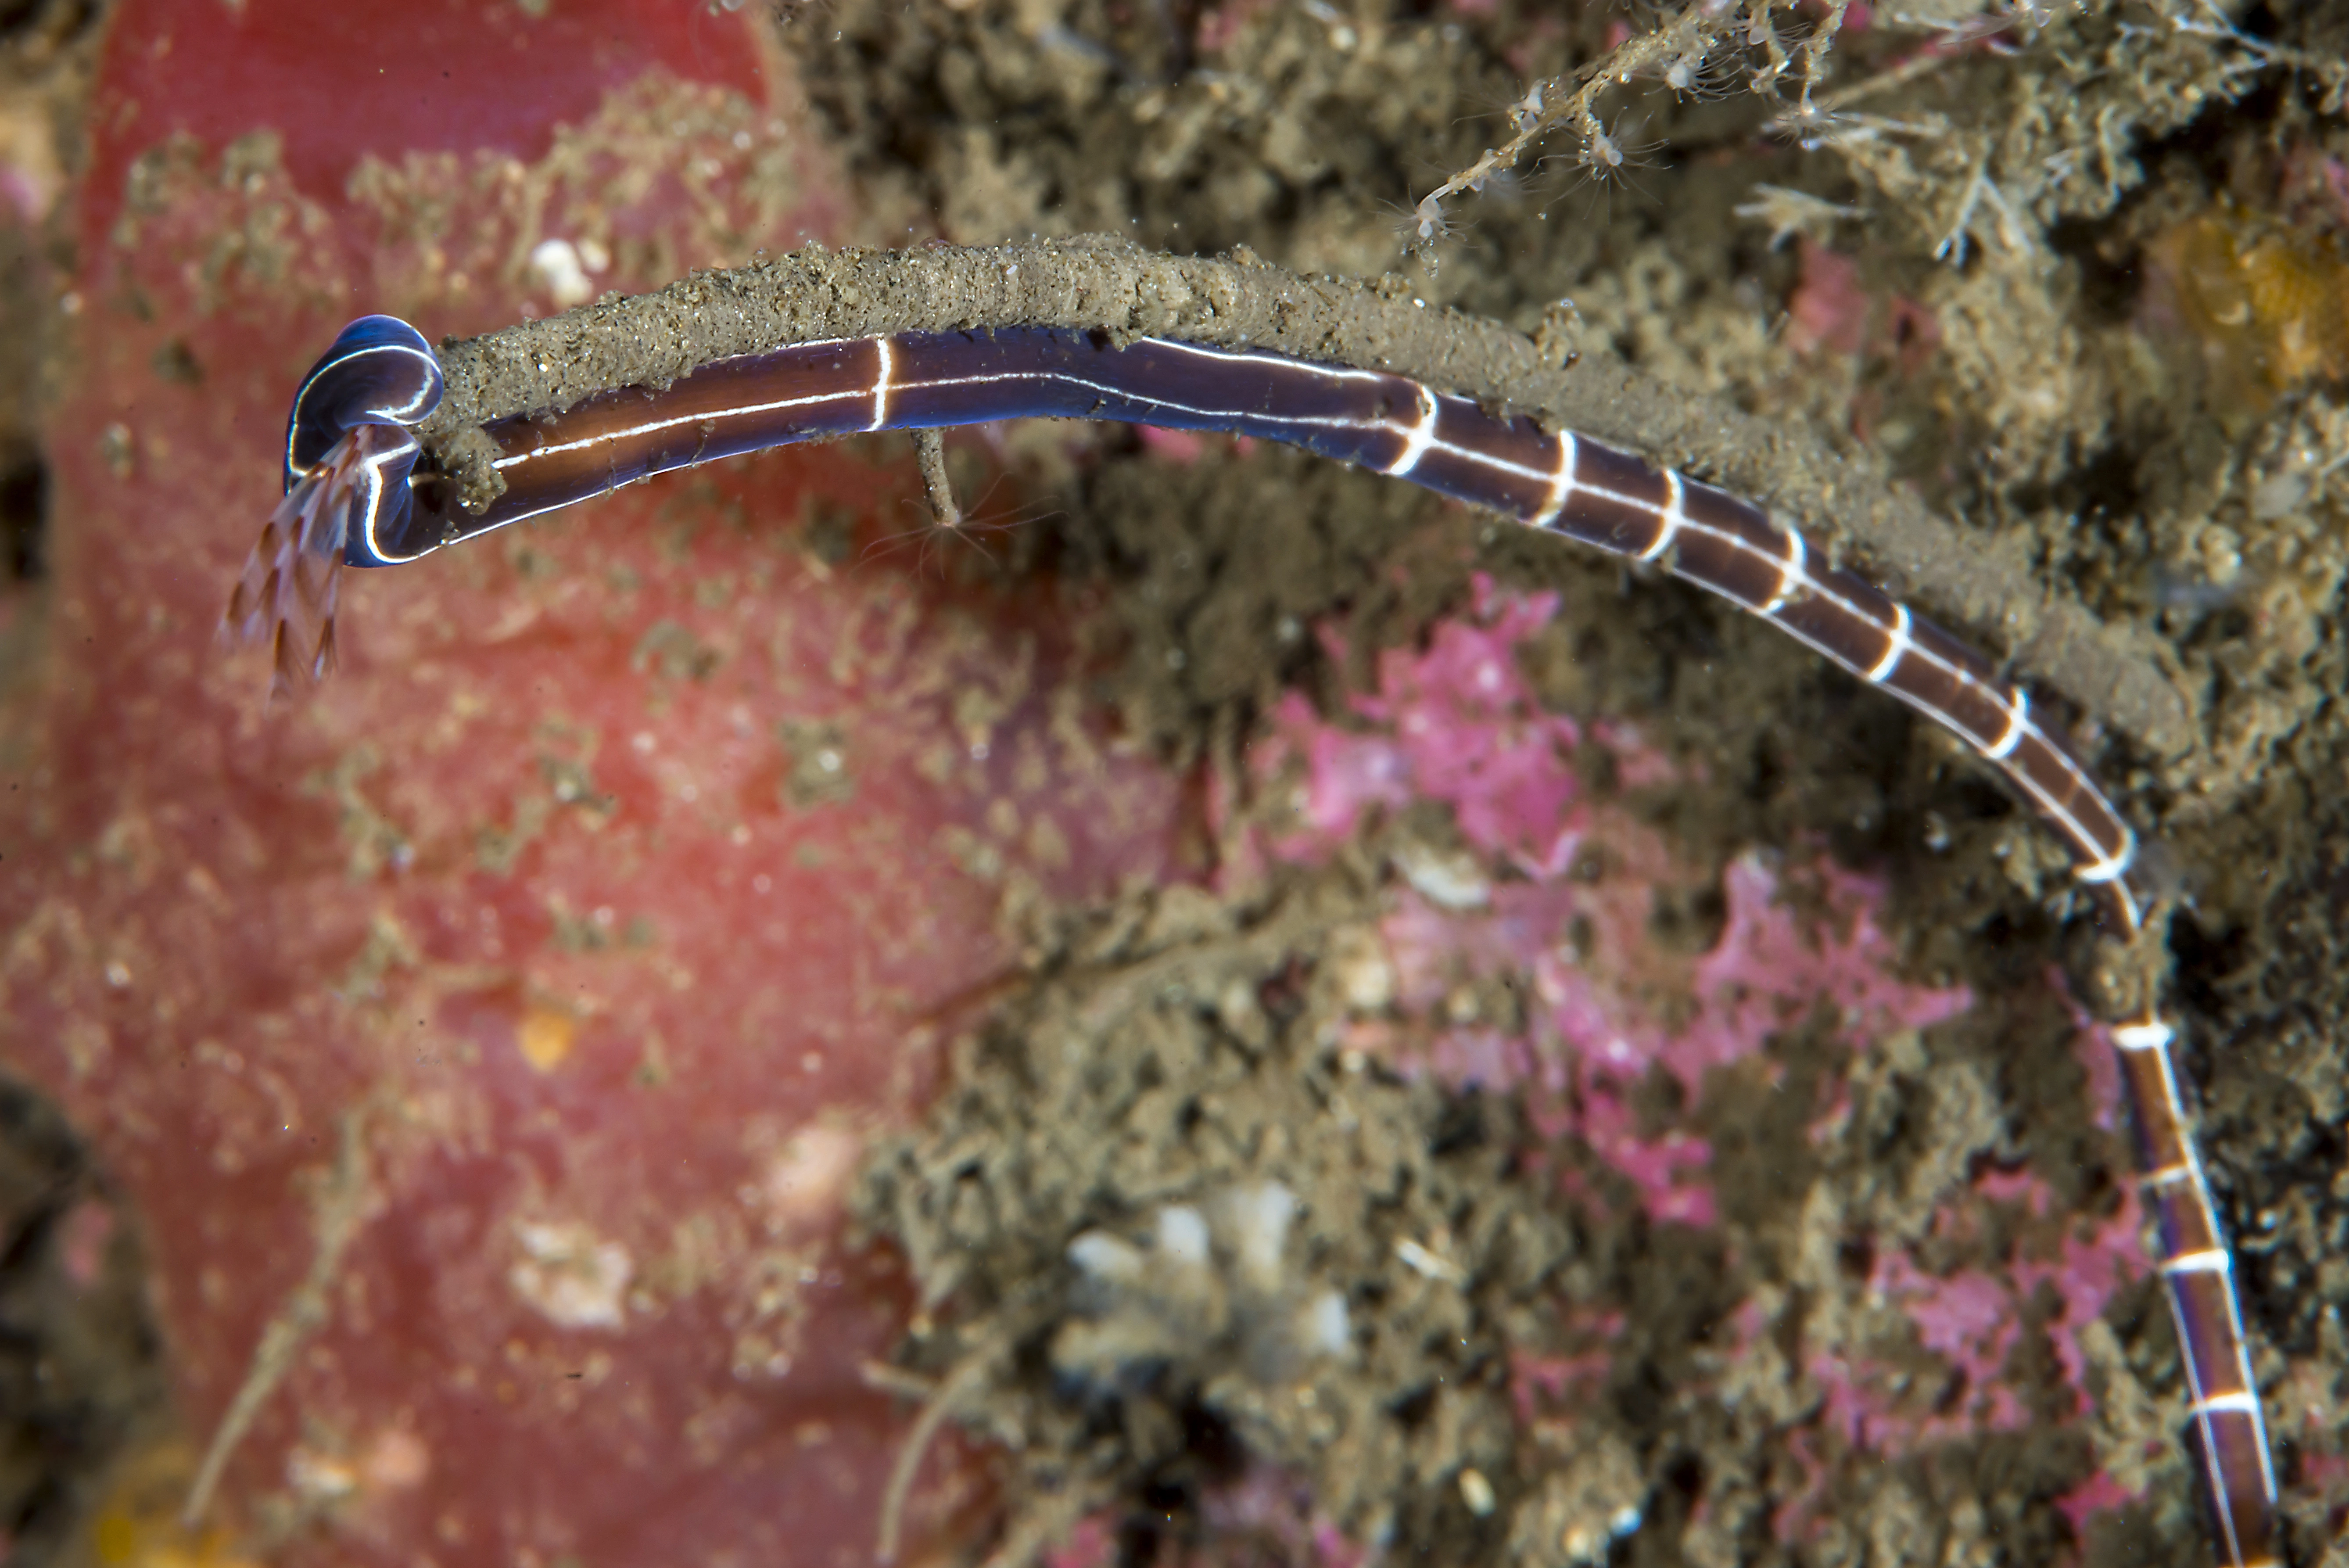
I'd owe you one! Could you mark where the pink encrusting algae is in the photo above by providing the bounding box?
[1233,577,2161,1551]
[1256,582,1599,877]
[1245,576,1971,1224]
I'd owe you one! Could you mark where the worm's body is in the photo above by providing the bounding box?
[233,315,2279,1568]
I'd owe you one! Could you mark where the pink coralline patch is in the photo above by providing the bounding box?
[2054,1470,2144,1538]
[1378,881,1593,1025]
[1573,1116,1718,1226]
[1787,240,1871,359]
[1863,1256,2033,1431]
[1255,578,1615,878]
[1533,852,1965,1225]
[1590,717,1679,789]
[1509,1313,1626,1424]
[1244,582,1966,1226]
[2056,972,2129,1131]
[1243,581,2159,1545]
[1398,1020,1541,1094]
[1377,853,1965,1225]
[2015,1219,2144,1393]
[1779,1163,2150,1540]
[1686,854,1973,1079]
[1971,1164,2048,1208]
[1783,240,1940,392]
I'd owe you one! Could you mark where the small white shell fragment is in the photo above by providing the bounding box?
[1327,924,1395,1013]
[1300,1289,1351,1356]
[1067,1230,1145,1284]
[1217,1181,1296,1290]
[508,1220,632,1329]
[1154,1205,1211,1269]
[1392,838,1490,910]
[529,238,595,309]
[1395,1235,1467,1285]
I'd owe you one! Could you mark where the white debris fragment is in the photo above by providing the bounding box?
[1067,1230,1146,1285]
[1395,1235,1467,1285]
[1154,1205,1212,1270]
[1299,1289,1352,1358]
[1391,838,1490,910]
[756,1122,865,1235]
[1327,924,1396,1013]
[509,1220,633,1329]
[528,237,595,309]
[1216,1181,1296,1292]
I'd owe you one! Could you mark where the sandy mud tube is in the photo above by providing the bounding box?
[1,3,2348,1568]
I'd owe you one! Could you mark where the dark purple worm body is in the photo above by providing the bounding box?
[235,318,2279,1568]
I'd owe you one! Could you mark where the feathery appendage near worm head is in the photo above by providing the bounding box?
[223,315,441,694]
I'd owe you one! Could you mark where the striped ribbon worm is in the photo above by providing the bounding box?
[232,312,2282,1568]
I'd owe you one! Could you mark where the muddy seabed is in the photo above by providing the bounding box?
[10,0,2349,1565]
